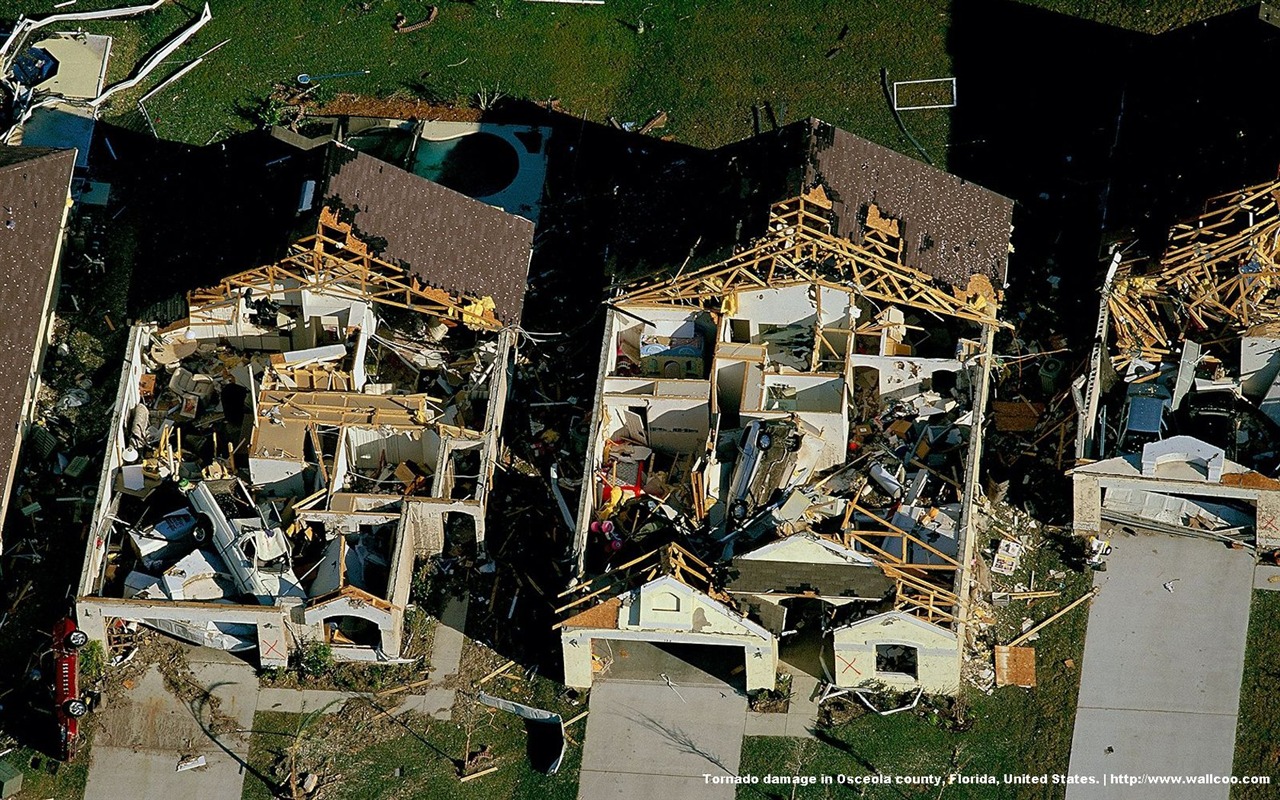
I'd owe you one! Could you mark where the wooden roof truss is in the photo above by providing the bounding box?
[836,501,961,628]
[618,189,1004,328]
[552,543,721,628]
[188,207,502,331]
[1109,179,1280,369]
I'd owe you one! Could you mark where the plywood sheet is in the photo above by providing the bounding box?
[994,645,1037,688]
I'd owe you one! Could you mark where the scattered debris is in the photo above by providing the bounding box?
[175,755,206,772]
[394,6,439,33]
[1007,588,1100,648]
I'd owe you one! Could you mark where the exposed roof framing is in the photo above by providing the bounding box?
[618,188,1005,328]
[188,207,503,330]
[309,584,396,613]
[837,502,961,628]
[1109,178,1280,368]
[257,389,438,428]
[552,543,718,628]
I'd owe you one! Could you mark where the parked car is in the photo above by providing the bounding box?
[51,617,89,760]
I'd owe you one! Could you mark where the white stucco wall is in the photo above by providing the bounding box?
[832,611,960,694]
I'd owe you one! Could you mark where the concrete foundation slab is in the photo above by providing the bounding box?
[258,688,351,714]
[86,644,259,800]
[431,596,468,679]
[393,688,455,720]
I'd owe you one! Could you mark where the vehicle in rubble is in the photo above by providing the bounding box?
[51,617,89,760]
[1179,388,1237,454]
[1117,382,1173,454]
[727,419,804,524]
[1178,388,1280,471]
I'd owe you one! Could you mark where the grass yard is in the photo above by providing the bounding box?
[240,680,584,800]
[0,0,1255,154]
[1231,589,1280,800]
[738,516,1095,799]
[5,743,90,800]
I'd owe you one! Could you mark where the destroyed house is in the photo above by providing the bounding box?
[1073,176,1280,550]
[75,157,532,665]
[0,147,75,549]
[559,132,1014,696]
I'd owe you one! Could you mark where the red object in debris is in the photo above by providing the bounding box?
[848,440,861,452]
[51,617,89,761]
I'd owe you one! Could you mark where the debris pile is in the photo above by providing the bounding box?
[556,185,1013,695]
[1074,176,1280,553]
[78,209,517,664]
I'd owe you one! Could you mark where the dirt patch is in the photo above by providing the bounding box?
[315,93,482,122]
[103,633,241,737]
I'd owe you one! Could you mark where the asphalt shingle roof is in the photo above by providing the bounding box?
[0,147,75,526]
[323,146,534,326]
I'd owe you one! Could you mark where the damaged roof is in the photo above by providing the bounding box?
[717,119,1013,288]
[727,556,895,600]
[0,147,75,520]
[803,120,1013,287]
[322,145,534,325]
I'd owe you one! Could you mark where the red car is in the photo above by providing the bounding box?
[51,618,89,760]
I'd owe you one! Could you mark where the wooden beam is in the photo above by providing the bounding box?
[1007,587,1099,647]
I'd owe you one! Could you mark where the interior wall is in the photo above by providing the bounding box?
[762,373,845,412]
[732,285,817,334]
[716,360,748,415]
[248,458,307,497]
[344,427,438,471]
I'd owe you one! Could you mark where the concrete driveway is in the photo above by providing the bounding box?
[1066,533,1254,799]
[578,669,746,800]
[85,645,259,800]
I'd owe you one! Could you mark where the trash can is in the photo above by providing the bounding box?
[1039,357,1064,395]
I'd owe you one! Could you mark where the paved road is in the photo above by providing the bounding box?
[578,678,746,800]
[1065,533,1254,799]
[85,646,259,800]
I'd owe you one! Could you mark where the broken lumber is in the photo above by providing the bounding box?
[477,660,516,685]
[394,6,438,32]
[459,766,498,782]
[638,110,667,135]
[1007,587,1099,647]
[374,677,434,697]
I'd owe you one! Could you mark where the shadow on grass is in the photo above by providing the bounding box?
[809,727,914,800]
[357,693,464,772]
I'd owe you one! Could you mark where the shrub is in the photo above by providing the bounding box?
[295,640,333,677]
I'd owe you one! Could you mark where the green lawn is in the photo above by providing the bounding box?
[0,0,1254,153]
[1232,590,1280,800]
[6,743,90,800]
[241,677,584,800]
[739,608,1089,800]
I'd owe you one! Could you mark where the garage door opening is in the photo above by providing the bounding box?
[591,640,747,691]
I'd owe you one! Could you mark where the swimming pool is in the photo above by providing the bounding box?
[411,131,520,198]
